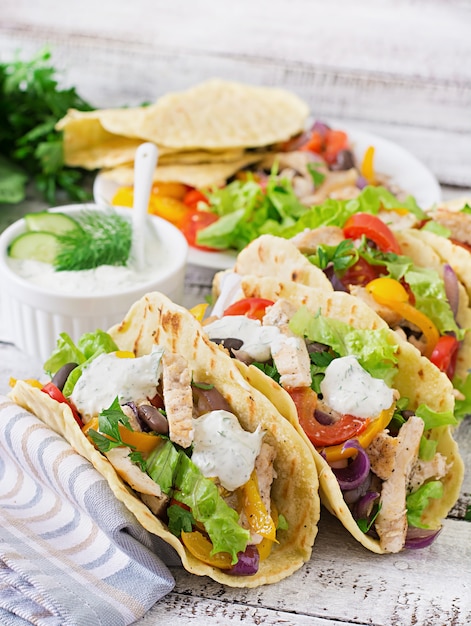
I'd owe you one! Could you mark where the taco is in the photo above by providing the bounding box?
[8,292,320,587]
[223,217,471,410]
[202,274,464,554]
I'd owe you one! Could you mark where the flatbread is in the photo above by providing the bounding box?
[100,154,264,188]
[9,291,320,587]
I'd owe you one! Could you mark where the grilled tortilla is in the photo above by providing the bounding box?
[207,274,464,554]
[9,291,320,587]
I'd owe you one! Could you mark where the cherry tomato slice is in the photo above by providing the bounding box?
[343,213,402,254]
[286,387,369,448]
[430,335,460,380]
[180,210,219,251]
[223,298,274,321]
[183,189,209,211]
[339,257,383,289]
[41,382,82,426]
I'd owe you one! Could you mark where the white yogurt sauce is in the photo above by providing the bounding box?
[191,410,264,491]
[70,348,164,421]
[204,315,282,362]
[320,355,394,419]
[7,233,171,295]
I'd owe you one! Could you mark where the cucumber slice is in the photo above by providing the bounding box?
[8,232,61,264]
[24,211,81,235]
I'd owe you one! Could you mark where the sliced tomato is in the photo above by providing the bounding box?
[223,297,274,321]
[180,210,219,251]
[430,335,460,380]
[323,129,349,165]
[450,238,471,253]
[343,213,402,254]
[183,189,209,211]
[339,257,383,289]
[41,382,82,427]
[286,387,369,448]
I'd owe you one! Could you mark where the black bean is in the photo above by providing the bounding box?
[51,362,79,391]
[137,404,169,435]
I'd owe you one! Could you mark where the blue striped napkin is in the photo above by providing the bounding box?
[0,395,179,626]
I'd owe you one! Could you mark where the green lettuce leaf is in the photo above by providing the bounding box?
[174,453,250,563]
[288,306,398,384]
[197,169,308,251]
[414,404,458,430]
[43,329,119,394]
[404,268,465,339]
[406,480,444,528]
[279,185,425,239]
[452,373,471,422]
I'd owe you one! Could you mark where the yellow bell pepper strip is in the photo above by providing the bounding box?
[321,405,395,463]
[9,377,43,389]
[241,470,277,542]
[83,417,161,455]
[115,350,135,359]
[180,530,233,569]
[189,302,209,322]
[256,502,280,561]
[366,277,440,358]
[361,145,376,184]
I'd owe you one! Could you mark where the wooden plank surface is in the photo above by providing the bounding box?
[1,0,470,187]
[1,3,471,623]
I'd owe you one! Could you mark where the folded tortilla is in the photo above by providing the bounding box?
[9,292,320,587]
[213,274,464,554]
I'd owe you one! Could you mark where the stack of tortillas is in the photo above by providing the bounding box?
[56,79,310,188]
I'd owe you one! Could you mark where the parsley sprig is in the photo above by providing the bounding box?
[0,47,94,204]
[88,397,146,468]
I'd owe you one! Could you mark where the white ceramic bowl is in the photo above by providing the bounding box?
[0,204,188,362]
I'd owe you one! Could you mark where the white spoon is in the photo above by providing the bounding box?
[131,142,159,271]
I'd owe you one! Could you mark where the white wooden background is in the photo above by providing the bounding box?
[1,2,471,624]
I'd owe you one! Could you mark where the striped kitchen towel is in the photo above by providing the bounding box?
[0,395,180,626]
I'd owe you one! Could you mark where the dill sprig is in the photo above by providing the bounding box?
[54,210,132,271]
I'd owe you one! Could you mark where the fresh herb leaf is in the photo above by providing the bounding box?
[308,239,358,272]
[129,450,147,471]
[54,210,132,271]
[276,513,289,531]
[252,361,281,384]
[192,381,214,390]
[357,503,382,533]
[307,162,326,188]
[0,47,94,204]
[88,397,132,453]
[167,504,195,536]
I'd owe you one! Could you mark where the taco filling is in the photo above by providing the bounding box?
[203,290,462,553]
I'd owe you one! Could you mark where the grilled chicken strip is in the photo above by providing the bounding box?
[162,352,194,448]
[262,299,312,388]
[375,415,424,553]
[290,225,345,254]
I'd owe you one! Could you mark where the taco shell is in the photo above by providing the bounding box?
[9,291,320,587]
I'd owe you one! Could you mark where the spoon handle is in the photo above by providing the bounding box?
[132,142,159,270]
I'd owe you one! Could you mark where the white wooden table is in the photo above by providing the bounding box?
[1,1,471,623]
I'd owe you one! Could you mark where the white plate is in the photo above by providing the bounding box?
[93,127,442,270]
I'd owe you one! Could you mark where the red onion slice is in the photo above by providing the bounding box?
[227,544,260,576]
[443,264,460,318]
[353,490,380,522]
[404,526,442,550]
[332,439,371,491]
